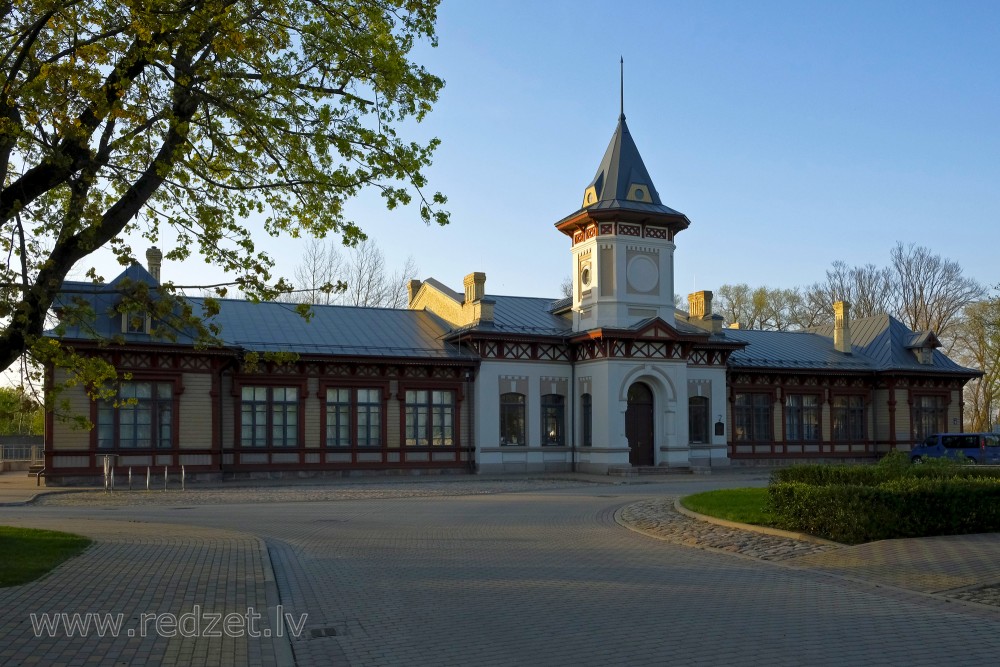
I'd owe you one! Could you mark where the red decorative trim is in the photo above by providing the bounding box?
[599,223,614,235]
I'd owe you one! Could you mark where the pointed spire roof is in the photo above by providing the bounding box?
[556,115,690,232]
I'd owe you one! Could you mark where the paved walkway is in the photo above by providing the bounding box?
[3,474,1000,666]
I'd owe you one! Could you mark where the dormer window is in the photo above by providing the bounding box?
[916,348,933,365]
[627,183,652,202]
[123,310,150,334]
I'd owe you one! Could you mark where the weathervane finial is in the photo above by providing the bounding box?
[619,56,625,120]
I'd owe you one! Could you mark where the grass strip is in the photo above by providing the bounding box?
[680,488,774,526]
[0,526,91,587]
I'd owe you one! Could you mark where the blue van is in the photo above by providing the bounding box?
[910,432,1000,464]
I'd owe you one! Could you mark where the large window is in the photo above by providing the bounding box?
[405,390,454,446]
[499,392,525,445]
[785,394,820,441]
[241,386,298,448]
[581,393,593,447]
[325,388,382,448]
[689,396,709,444]
[913,394,947,442]
[832,395,866,442]
[734,393,772,442]
[97,381,173,449]
[541,394,565,446]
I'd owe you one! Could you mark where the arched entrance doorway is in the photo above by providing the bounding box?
[626,382,655,466]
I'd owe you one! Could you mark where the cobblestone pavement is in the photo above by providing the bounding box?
[617,497,837,560]
[5,477,1000,666]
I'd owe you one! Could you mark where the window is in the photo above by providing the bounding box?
[581,393,593,447]
[405,390,454,446]
[241,386,298,447]
[325,388,382,448]
[785,394,820,441]
[499,392,525,445]
[689,396,709,444]
[832,395,866,442]
[734,393,772,442]
[541,394,565,446]
[97,381,173,449]
[122,310,149,334]
[912,395,946,442]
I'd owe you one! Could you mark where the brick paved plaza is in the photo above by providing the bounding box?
[2,474,1000,666]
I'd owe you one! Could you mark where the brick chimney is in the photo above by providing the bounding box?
[463,272,486,304]
[146,246,163,282]
[687,290,723,334]
[407,279,422,307]
[834,300,852,354]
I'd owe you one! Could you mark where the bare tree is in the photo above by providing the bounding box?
[384,255,420,309]
[288,239,345,305]
[793,283,833,329]
[891,243,984,349]
[285,238,417,308]
[560,276,573,299]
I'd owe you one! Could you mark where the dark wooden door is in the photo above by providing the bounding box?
[626,383,654,466]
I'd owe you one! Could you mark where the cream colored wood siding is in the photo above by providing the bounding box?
[51,368,91,451]
[178,373,213,449]
[387,381,400,448]
[894,389,910,439]
[304,377,320,448]
[874,388,891,441]
[220,373,234,448]
[948,388,963,431]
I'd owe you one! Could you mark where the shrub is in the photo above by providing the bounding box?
[768,476,1000,544]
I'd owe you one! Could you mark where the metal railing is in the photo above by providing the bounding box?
[0,443,42,463]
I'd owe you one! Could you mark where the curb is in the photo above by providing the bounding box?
[257,537,297,667]
[0,489,93,507]
[673,498,841,546]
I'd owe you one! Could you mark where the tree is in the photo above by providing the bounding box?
[0,385,44,435]
[284,237,417,308]
[0,0,448,390]
[890,243,984,349]
[953,297,1000,431]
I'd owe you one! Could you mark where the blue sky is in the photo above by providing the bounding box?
[93,0,1000,300]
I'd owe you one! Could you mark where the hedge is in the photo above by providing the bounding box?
[768,477,1000,544]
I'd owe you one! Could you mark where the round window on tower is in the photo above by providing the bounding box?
[580,265,592,288]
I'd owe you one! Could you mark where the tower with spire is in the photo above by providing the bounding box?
[555,76,689,332]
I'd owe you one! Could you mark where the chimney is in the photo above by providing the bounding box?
[407,279,422,307]
[463,272,486,304]
[688,290,710,319]
[834,301,852,354]
[146,246,163,282]
[687,290,723,334]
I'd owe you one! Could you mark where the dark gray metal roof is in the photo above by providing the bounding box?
[194,298,475,359]
[720,328,876,371]
[724,315,979,376]
[574,116,688,219]
[50,268,476,360]
[451,295,573,338]
[806,315,977,375]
